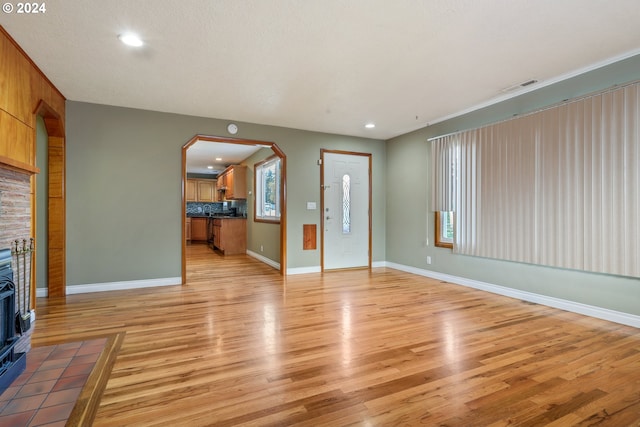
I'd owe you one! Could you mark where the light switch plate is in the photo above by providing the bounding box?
[306,202,317,210]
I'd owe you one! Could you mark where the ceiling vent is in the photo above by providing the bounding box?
[501,79,538,93]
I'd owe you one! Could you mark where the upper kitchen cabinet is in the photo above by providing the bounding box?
[218,165,247,200]
[226,169,235,199]
[197,180,217,202]
[216,173,226,191]
[186,179,196,201]
[186,178,217,202]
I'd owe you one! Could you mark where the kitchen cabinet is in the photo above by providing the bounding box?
[216,173,226,191]
[225,169,235,199]
[212,218,246,255]
[187,179,217,202]
[212,221,220,249]
[197,180,217,202]
[191,217,208,241]
[185,217,192,242]
[186,179,197,201]
[217,165,247,200]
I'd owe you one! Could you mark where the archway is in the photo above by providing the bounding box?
[34,101,66,299]
[181,135,287,284]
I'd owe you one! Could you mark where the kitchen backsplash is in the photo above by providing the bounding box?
[187,200,247,216]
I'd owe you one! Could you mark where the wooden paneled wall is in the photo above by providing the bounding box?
[0,26,66,299]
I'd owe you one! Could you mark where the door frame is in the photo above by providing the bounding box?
[320,149,372,271]
[181,134,287,284]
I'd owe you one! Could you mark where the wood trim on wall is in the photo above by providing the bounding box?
[1,27,66,301]
[46,135,65,297]
[0,26,66,102]
[0,155,40,174]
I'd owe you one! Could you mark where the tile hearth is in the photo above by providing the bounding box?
[0,338,107,426]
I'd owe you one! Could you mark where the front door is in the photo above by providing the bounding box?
[321,150,371,270]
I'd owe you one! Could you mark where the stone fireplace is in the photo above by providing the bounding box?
[0,166,33,354]
[0,168,31,245]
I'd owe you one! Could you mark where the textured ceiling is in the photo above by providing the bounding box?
[2,1,640,140]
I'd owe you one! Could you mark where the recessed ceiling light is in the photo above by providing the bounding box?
[118,33,144,47]
[207,166,214,169]
[215,157,222,161]
[365,123,376,129]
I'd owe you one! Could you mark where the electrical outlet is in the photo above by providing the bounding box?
[426,256,432,265]
[260,245,264,252]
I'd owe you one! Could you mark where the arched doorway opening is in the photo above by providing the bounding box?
[35,101,66,299]
[181,135,286,284]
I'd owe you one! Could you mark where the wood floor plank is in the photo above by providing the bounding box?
[31,243,640,426]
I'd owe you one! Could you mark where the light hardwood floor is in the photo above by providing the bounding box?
[33,244,640,426]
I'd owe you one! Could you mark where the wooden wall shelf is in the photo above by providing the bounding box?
[0,155,40,175]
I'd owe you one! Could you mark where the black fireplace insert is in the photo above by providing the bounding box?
[0,248,25,393]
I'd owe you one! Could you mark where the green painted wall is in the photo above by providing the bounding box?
[243,148,281,263]
[386,54,640,316]
[35,116,48,289]
[65,102,386,285]
[66,55,639,316]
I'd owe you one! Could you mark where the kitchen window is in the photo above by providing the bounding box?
[255,155,281,222]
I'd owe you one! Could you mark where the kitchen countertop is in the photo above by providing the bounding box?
[187,215,246,219]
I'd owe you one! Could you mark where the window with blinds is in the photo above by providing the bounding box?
[431,81,640,278]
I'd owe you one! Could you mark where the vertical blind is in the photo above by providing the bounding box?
[431,82,640,278]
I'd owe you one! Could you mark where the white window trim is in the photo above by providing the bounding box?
[255,156,281,222]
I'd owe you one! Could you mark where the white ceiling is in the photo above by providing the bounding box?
[2,1,640,142]
[186,141,261,175]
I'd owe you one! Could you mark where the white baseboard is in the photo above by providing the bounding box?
[33,260,638,328]
[384,262,640,329]
[246,250,280,270]
[36,277,181,297]
[286,261,385,275]
[287,266,322,275]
